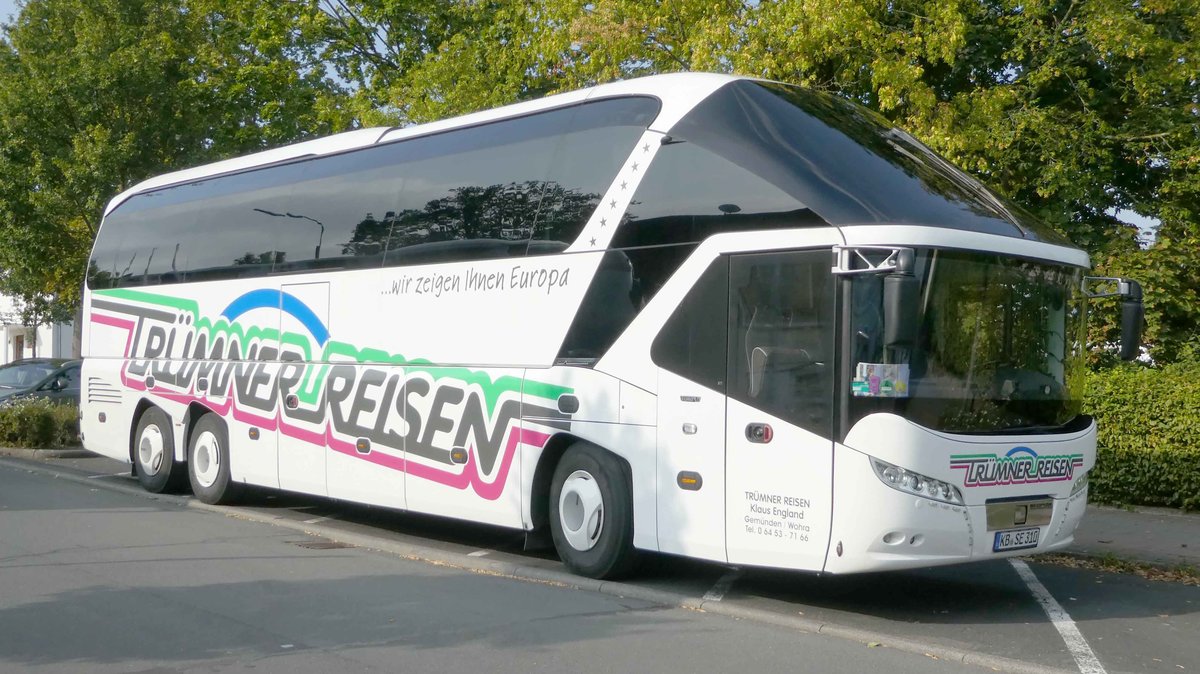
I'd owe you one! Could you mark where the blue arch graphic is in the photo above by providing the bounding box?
[220,289,330,346]
[1005,446,1038,459]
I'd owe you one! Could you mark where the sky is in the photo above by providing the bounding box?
[0,1,16,27]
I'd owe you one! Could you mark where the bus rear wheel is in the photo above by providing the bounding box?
[133,407,186,493]
[187,414,241,505]
[549,443,638,579]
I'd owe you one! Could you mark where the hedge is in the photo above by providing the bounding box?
[1086,360,1200,511]
[0,398,80,449]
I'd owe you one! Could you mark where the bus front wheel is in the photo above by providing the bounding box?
[187,414,241,505]
[133,407,186,493]
[549,443,638,579]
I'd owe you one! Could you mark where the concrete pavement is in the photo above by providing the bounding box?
[4,450,1199,674]
[1072,503,1199,569]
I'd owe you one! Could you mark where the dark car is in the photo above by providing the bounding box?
[0,358,82,405]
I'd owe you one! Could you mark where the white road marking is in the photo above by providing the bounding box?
[302,516,331,524]
[702,569,741,602]
[86,473,126,479]
[467,549,491,557]
[1010,559,1107,674]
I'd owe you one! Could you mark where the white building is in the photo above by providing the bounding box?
[0,294,73,364]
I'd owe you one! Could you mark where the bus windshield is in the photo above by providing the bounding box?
[847,250,1087,434]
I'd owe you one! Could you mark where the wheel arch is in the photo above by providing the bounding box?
[130,399,219,465]
[529,432,634,535]
[127,398,159,465]
[181,402,219,455]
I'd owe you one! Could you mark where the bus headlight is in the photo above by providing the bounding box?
[1070,471,1089,497]
[871,458,964,506]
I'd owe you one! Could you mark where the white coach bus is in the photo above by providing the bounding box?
[81,73,1143,579]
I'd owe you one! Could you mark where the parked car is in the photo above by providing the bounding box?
[0,359,82,406]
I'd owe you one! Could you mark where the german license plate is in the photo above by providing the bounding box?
[993,527,1040,552]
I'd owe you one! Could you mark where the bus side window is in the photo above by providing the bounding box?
[383,96,659,266]
[728,251,834,438]
[558,250,641,361]
[533,97,660,248]
[617,139,827,309]
[649,258,729,391]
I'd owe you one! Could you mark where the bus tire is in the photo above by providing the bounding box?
[549,443,638,579]
[187,414,240,505]
[133,407,186,493]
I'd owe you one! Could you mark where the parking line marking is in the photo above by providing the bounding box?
[1010,559,1106,674]
[702,569,741,602]
[467,549,491,557]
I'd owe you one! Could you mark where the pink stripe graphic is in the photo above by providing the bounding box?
[89,310,550,500]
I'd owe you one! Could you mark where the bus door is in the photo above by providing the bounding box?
[724,250,835,571]
[654,259,730,562]
[277,281,330,496]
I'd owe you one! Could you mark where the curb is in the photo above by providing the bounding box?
[0,446,94,459]
[0,456,1074,674]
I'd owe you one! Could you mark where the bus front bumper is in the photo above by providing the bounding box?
[822,447,1088,575]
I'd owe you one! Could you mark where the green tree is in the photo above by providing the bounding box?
[0,0,342,325]
[380,0,1199,362]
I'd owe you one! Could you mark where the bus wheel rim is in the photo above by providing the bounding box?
[137,425,165,476]
[193,430,221,489]
[559,469,604,552]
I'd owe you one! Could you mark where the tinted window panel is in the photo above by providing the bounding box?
[672,80,1069,243]
[88,96,660,288]
[728,250,834,437]
[91,163,309,287]
[651,257,729,391]
[384,96,659,263]
[558,250,642,361]
[617,138,826,252]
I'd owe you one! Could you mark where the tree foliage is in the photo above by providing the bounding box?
[375,0,1199,363]
[0,0,341,324]
[0,0,1196,362]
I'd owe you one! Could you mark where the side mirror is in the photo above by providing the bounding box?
[883,250,920,348]
[1084,276,1146,362]
[48,377,66,392]
[1119,280,1144,361]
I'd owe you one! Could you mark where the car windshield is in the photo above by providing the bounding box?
[0,362,57,388]
[847,250,1086,434]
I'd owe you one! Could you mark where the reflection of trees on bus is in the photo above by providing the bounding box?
[233,251,286,266]
[342,180,600,258]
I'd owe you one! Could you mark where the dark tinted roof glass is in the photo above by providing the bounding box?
[88,96,660,288]
[670,80,1072,245]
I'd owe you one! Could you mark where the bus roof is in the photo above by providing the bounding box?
[104,72,745,216]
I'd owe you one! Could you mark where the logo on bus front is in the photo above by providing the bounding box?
[949,447,1083,488]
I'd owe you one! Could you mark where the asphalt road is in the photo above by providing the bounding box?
[1,458,986,674]
[2,454,1197,674]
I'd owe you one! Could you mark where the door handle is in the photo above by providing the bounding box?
[745,423,773,443]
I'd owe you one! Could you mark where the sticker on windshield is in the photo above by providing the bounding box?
[851,363,909,397]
